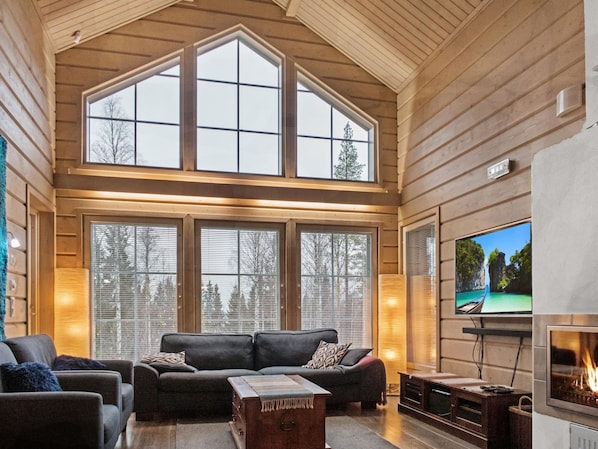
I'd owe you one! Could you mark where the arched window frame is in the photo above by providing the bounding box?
[82,27,378,185]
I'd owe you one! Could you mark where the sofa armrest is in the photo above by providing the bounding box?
[0,391,105,448]
[55,370,121,407]
[133,362,160,420]
[99,359,134,385]
[340,355,387,405]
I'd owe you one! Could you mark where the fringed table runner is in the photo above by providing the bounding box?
[242,375,314,412]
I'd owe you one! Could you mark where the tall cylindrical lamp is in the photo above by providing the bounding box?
[54,268,91,357]
[378,274,406,391]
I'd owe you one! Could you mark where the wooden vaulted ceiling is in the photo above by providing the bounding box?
[35,0,488,93]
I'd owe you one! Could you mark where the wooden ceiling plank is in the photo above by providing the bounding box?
[47,0,178,32]
[357,0,440,54]
[407,0,456,34]
[393,0,449,41]
[452,0,477,14]
[348,0,427,64]
[299,1,410,86]
[51,0,183,52]
[429,0,468,22]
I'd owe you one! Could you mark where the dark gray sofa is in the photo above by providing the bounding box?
[3,334,134,434]
[134,328,386,420]
[0,341,121,449]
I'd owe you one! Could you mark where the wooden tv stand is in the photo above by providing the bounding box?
[398,371,531,449]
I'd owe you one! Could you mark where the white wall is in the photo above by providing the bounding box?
[585,0,598,129]
[531,22,598,441]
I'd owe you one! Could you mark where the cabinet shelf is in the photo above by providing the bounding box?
[398,371,531,449]
[462,327,532,338]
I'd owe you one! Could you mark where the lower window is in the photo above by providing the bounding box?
[198,222,282,332]
[299,226,373,347]
[90,222,179,360]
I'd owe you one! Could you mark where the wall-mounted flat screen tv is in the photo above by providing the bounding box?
[455,220,531,316]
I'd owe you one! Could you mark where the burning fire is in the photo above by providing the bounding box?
[582,349,598,393]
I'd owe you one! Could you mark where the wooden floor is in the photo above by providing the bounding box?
[115,396,480,449]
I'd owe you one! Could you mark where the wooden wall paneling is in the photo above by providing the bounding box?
[0,1,56,338]
[401,40,585,185]
[398,0,582,146]
[400,104,584,219]
[398,0,584,389]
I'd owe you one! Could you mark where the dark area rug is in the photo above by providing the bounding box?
[176,415,399,449]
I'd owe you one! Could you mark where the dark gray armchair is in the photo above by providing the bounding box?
[0,342,121,449]
[3,333,133,433]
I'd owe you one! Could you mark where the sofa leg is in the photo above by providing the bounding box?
[361,401,377,410]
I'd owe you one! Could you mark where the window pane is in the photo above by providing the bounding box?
[197,80,238,129]
[137,75,179,124]
[239,132,280,175]
[88,118,135,165]
[300,229,372,347]
[332,139,368,181]
[91,223,178,361]
[86,60,181,169]
[137,123,180,168]
[201,228,238,273]
[297,88,331,137]
[405,222,437,370]
[239,41,279,87]
[197,128,238,172]
[240,85,279,133]
[89,88,135,119]
[200,225,281,333]
[297,137,331,178]
[333,111,368,142]
[197,39,237,82]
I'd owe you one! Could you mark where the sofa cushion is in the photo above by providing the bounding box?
[1,362,62,392]
[259,366,359,387]
[160,333,255,370]
[150,362,197,373]
[304,341,351,369]
[253,329,338,370]
[4,334,57,367]
[159,369,260,392]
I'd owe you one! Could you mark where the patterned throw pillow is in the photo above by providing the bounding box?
[303,341,352,369]
[140,351,186,365]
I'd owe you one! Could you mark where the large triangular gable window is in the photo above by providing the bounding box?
[86,60,181,169]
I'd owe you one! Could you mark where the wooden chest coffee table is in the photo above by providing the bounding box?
[228,374,331,449]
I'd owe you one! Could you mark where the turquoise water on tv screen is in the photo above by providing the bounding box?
[456,290,532,314]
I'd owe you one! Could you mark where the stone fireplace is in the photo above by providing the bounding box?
[531,1,598,447]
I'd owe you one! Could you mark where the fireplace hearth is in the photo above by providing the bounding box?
[548,326,598,416]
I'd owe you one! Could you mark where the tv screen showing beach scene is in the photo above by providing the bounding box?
[455,221,531,316]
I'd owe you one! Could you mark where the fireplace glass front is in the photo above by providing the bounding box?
[547,325,598,416]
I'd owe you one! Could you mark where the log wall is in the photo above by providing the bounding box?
[398,0,585,390]
[0,0,55,338]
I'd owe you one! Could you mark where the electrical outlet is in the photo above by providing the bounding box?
[571,423,598,449]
